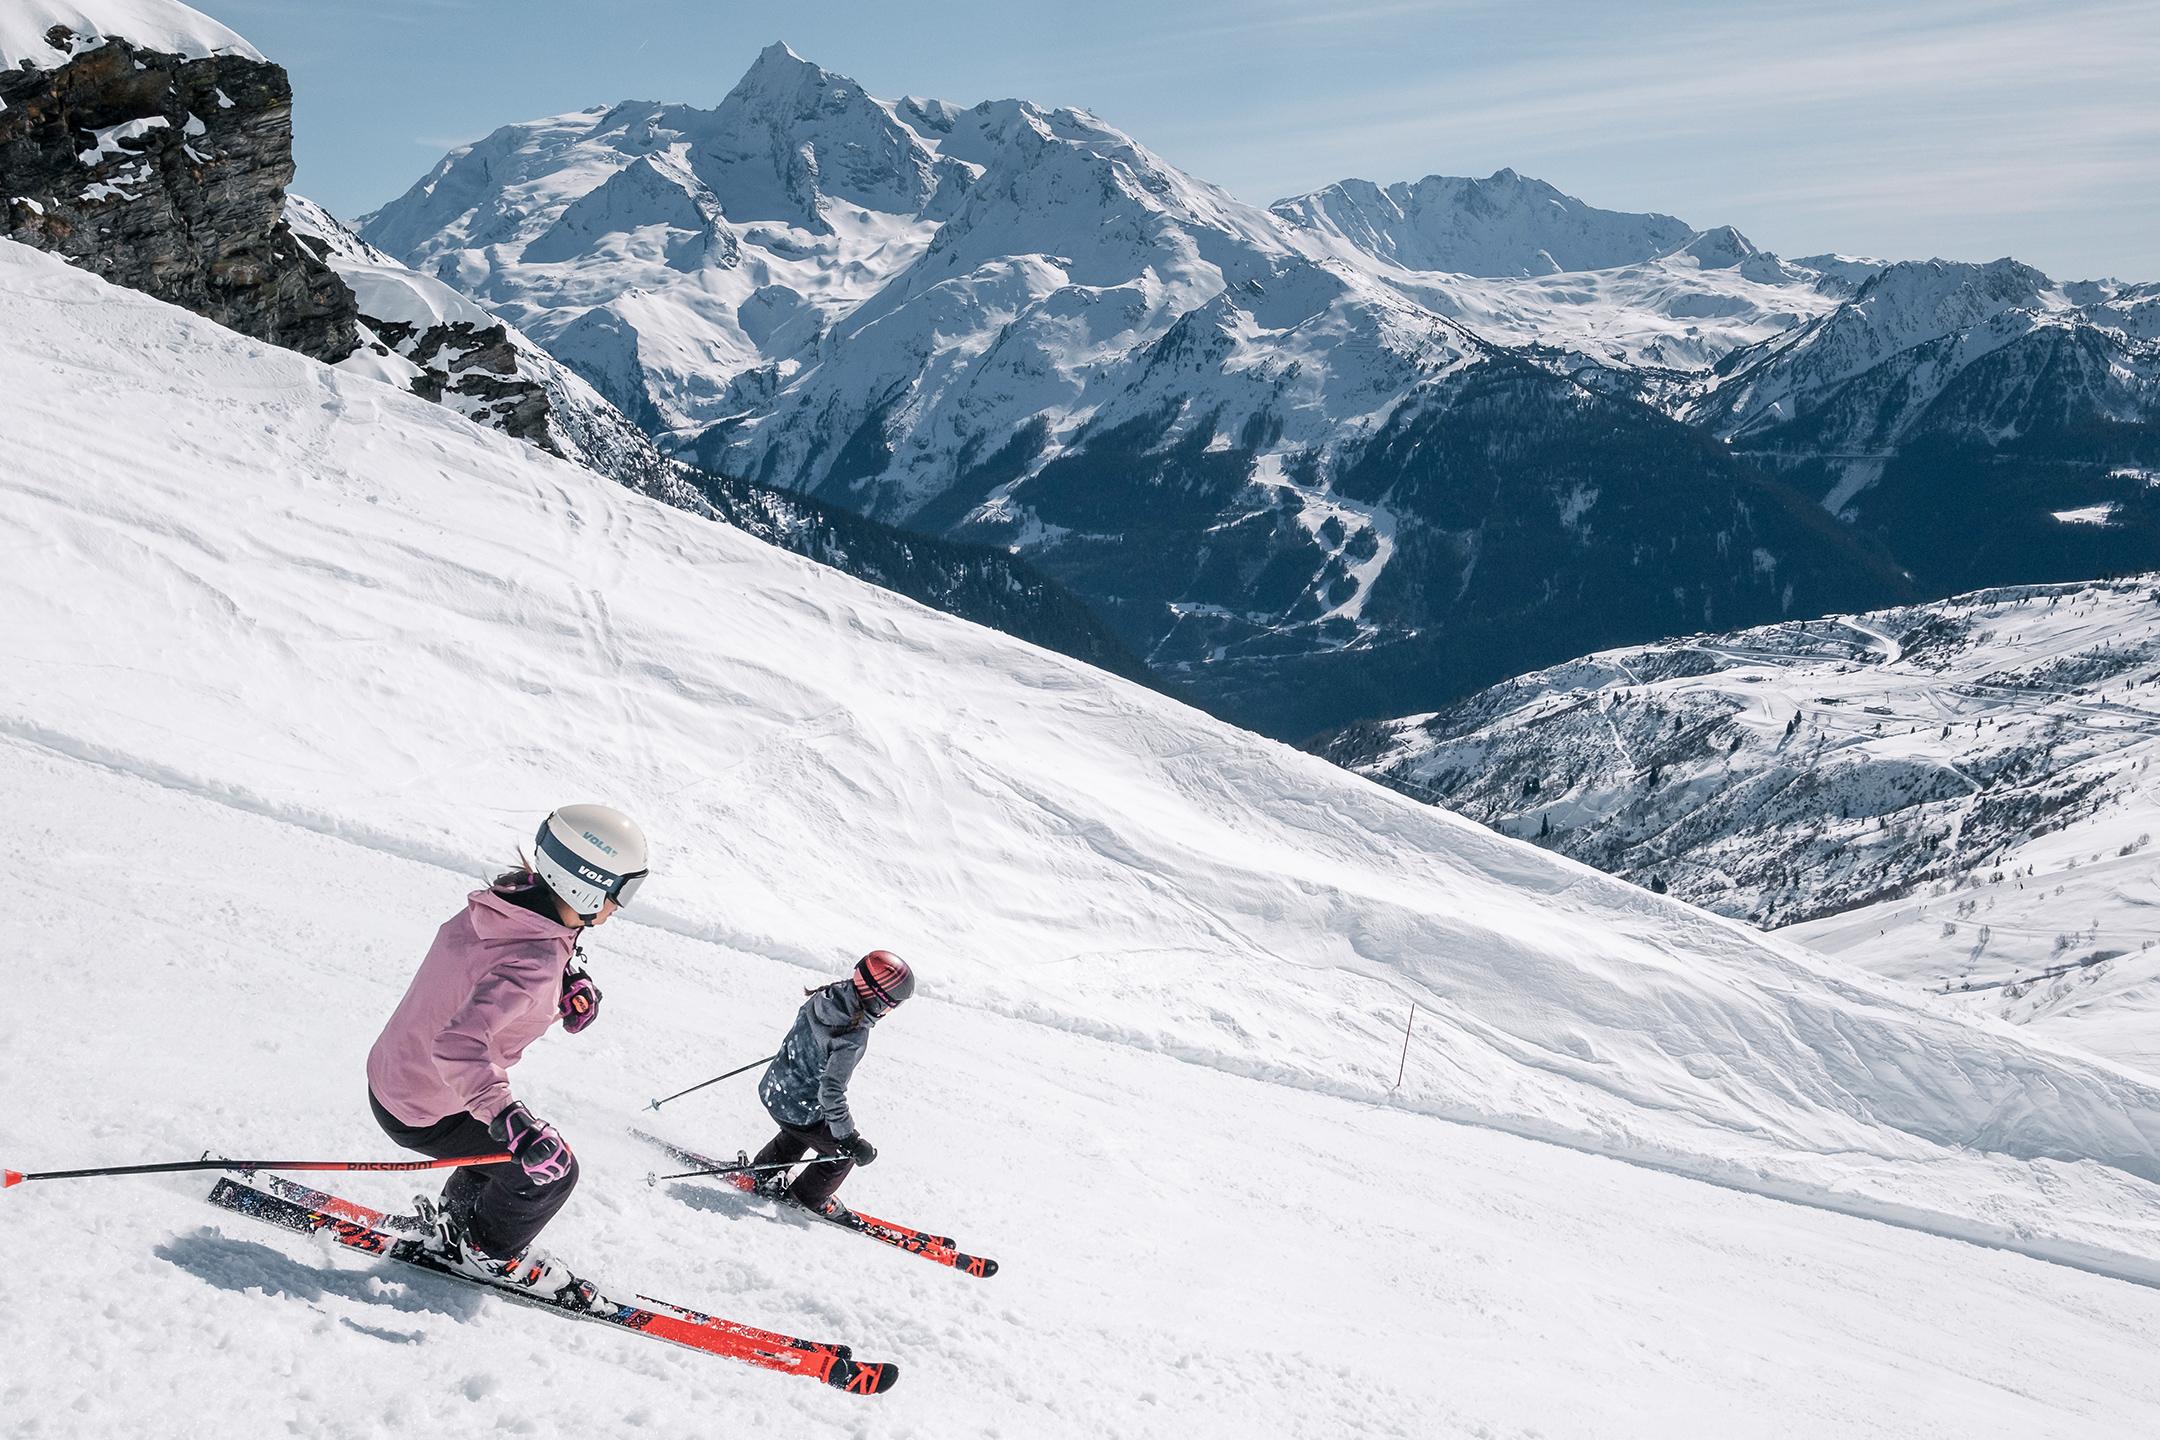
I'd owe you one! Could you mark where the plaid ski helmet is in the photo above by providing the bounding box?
[532,804,649,919]
[852,950,915,1015]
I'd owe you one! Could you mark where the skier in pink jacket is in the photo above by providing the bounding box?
[366,804,648,1300]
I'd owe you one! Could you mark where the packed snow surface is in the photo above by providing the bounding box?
[0,0,263,69]
[6,240,2160,1435]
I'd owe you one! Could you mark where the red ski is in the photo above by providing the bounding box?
[634,1130,998,1279]
[254,1172,423,1231]
[205,1176,897,1393]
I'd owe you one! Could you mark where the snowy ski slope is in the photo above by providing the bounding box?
[4,239,2160,1435]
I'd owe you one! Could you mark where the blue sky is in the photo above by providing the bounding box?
[219,0,2160,280]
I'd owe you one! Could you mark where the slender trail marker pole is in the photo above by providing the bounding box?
[1393,1002,1418,1090]
[3,1153,510,1189]
[648,1053,781,1112]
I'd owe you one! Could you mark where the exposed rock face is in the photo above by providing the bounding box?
[358,314,557,451]
[0,28,355,360]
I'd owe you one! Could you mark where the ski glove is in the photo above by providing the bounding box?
[490,1101,574,1186]
[839,1133,878,1166]
[558,967,602,1035]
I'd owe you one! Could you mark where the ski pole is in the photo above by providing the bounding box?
[648,1053,780,1111]
[3,1152,510,1189]
[649,1156,823,1184]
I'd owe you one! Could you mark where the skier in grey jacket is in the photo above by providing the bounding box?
[752,950,915,1217]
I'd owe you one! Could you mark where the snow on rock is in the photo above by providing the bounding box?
[75,113,167,165]
[0,3,356,361]
[724,95,1420,520]
[0,0,262,69]
[1380,245,1842,376]
[1267,178,1855,375]
[1790,251,1891,295]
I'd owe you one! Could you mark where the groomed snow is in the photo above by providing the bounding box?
[6,239,2160,1434]
[11,743,2160,1437]
[0,0,263,70]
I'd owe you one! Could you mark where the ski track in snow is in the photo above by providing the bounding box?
[6,240,2160,1434]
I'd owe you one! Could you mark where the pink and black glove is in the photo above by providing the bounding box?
[489,1101,573,1186]
[558,967,602,1035]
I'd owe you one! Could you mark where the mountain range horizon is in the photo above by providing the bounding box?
[244,0,2160,284]
[347,38,2160,740]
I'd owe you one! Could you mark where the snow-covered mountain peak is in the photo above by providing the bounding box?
[737,38,813,84]
[0,0,261,69]
[1670,224,1756,267]
[697,41,954,231]
[1694,254,2105,450]
[909,96,1299,287]
[1271,169,1698,278]
[1851,255,2056,323]
[1788,252,1891,296]
[358,47,980,432]
[355,61,1894,729]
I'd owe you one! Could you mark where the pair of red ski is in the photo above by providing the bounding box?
[633,1129,1000,1279]
[204,1133,999,1395]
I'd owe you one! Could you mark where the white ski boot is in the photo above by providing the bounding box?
[414,1195,601,1310]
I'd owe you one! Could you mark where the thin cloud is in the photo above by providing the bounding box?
[1147,0,2160,273]
[1157,0,1497,45]
[1200,1,2157,151]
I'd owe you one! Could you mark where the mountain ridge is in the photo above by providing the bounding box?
[351,47,2156,739]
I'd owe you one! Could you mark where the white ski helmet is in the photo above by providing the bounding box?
[533,804,649,919]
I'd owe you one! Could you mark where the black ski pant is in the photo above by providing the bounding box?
[369,1090,577,1257]
[751,1119,854,1208]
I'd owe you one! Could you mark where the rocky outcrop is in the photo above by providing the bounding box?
[0,27,356,360]
[359,314,557,451]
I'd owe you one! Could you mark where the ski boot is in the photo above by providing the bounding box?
[414,1195,603,1310]
[746,1152,791,1200]
[799,1194,855,1223]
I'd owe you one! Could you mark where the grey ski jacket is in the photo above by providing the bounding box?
[760,981,875,1138]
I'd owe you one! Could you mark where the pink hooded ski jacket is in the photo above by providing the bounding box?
[366,888,576,1127]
